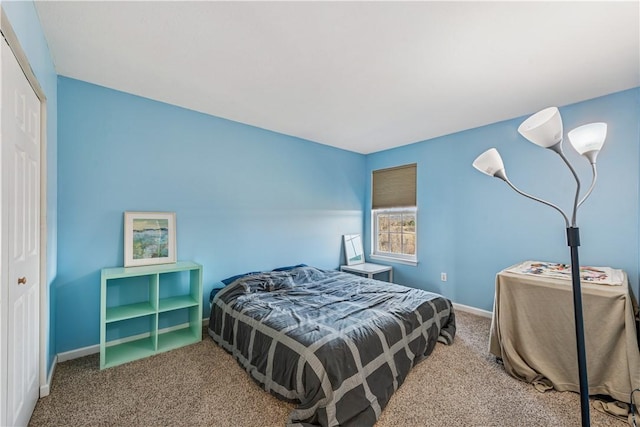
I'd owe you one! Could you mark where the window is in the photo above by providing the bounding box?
[371,164,417,264]
[372,209,417,262]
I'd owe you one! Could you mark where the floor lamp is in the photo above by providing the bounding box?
[472,107,607,427]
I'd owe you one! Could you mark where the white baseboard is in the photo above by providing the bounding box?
[453,302,492,318]
[39,354,57,397]
[57,344,99,362]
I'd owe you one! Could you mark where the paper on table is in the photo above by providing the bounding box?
[505,260,624,286]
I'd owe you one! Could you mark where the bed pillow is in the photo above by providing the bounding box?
[221,271,260,286]
[272,263,307,272]
[209,281,227,303]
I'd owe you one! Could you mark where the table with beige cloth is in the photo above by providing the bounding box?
[489,264,640,404]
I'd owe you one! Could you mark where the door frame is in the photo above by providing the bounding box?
[0,6,50,399]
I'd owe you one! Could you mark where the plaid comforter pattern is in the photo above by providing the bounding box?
[208,266,456,427]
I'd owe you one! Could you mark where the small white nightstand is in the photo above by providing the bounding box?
[340,263,393,282]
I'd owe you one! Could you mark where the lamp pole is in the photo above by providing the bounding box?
[567,226,590,427]
[472,109,607,427]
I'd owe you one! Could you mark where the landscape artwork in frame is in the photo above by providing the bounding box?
[124,212,176,267]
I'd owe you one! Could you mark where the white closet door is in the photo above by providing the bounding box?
[1,36,41,427]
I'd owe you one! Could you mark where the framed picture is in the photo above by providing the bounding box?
[124,211,176,267]
[343,234,364,266]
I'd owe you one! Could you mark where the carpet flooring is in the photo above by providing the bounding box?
[29,310,623,426]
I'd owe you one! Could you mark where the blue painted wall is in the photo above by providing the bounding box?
[6,0,640,360]
[2,0,58,373]
[55,77,366,352]
[365,88,640,312]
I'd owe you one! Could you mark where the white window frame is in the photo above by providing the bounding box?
[370,207,418,266]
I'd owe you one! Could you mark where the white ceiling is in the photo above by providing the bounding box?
[34,1,640,154]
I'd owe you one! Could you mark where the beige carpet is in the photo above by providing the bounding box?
[29,311,623,426]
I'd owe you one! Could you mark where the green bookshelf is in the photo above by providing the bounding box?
[100,261,203,369]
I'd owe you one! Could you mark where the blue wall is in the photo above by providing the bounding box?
[6,0,640,359]
[365,88,640,312]
[2,0,58,373]
[55,77,366,352]
[51,79,640,352]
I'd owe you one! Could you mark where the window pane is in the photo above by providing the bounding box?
[403,214,416,233]
[379,215,389,231]
[390,233,402,253]
[389,215,402,232]
[402,233,416,255]
[378,232,389,252]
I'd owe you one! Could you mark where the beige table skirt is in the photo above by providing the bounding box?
[489,266,640,403]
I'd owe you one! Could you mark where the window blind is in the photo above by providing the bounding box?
[372,163,416,209]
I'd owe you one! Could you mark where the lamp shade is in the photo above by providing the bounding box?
[517,107,563,148]
[472,148,505,177]
[568,122,607,155]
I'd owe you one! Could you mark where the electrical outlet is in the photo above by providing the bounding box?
[441,272,447,282]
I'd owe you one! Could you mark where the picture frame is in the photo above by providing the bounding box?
[343,234,364,266]
[124,211,177,267]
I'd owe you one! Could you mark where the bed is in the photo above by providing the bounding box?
[208,265,456,426]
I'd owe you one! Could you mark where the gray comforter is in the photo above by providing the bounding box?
[208,266,456,427]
